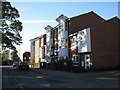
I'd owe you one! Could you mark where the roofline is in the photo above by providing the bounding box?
[105,16,120,22]
[88,16,119,29]
[35,34,46,41]
[29,37,38,41]
[70,11,105,21]
[29,34,46,41]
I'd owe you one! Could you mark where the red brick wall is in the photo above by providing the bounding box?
[91,17,120,69]
[69,11,105,35]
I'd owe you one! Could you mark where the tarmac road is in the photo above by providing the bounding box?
[2,65,120,89]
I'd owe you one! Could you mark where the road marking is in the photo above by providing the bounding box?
[15,83,24,87]
[36,76,43,78]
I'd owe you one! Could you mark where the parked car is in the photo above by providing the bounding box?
[17,61,29,71]
[13,61,29,71]
[13,61,19,69]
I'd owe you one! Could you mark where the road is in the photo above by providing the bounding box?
[2,66,120,89]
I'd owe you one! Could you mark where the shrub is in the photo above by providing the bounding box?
[56,59,72,71]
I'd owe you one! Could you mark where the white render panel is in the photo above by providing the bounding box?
[87,28,91,52]
[62,31,68,39]
[40,47,42,58]
[56,14,69,59]
[78,28,91,53]
[46,32,50,43]
[45,25,54,58]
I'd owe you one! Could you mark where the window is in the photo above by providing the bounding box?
[65,39,68,48]
[76,56,79,62]
[65,22,68,30]
[86,56,90,59]
[80,36,85,44]
[80,31,85,36]
[61,40,64,47]
[80,40,85,44]
[50,31,53,38]
[59,22,63,29]
[72,36,77,47]
[55,44,58,50]
[54,30,57,38]
[79,30,86,44]
[59,46,61,48]
[72,38,75,44]
[51,46,54,49]
[77,31,86,44]
[46,45,50,54]
[58,30,61,35]
[72,55,79,66]
[61,57,64,60]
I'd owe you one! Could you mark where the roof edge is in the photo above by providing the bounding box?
[70,11,105,21]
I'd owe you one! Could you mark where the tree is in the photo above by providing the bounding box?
[0,1,23,50]
[2,49,10,61]
[10,49,20,61]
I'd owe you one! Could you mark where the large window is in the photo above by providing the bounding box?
[71,36,77,47]
[77,30,86,44]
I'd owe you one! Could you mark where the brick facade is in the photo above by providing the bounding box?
[30,11,119,71]
[90,17,120,70]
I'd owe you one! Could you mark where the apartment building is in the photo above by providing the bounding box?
[45,25,54,61]
[45,14,69,62]
[30,37,38,63]
[35,37,40,63]
[69,13,120,70]
[30,11,119,71]
[69,11,105,71]
[53,26,59,61]
[34,34,46,64]
[39,34,46,63]
[56,14,69,60]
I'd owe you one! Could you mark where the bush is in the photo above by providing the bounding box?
[2,60,13,65]
[56,59,72,71]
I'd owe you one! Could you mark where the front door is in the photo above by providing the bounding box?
[85,54,90,70]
